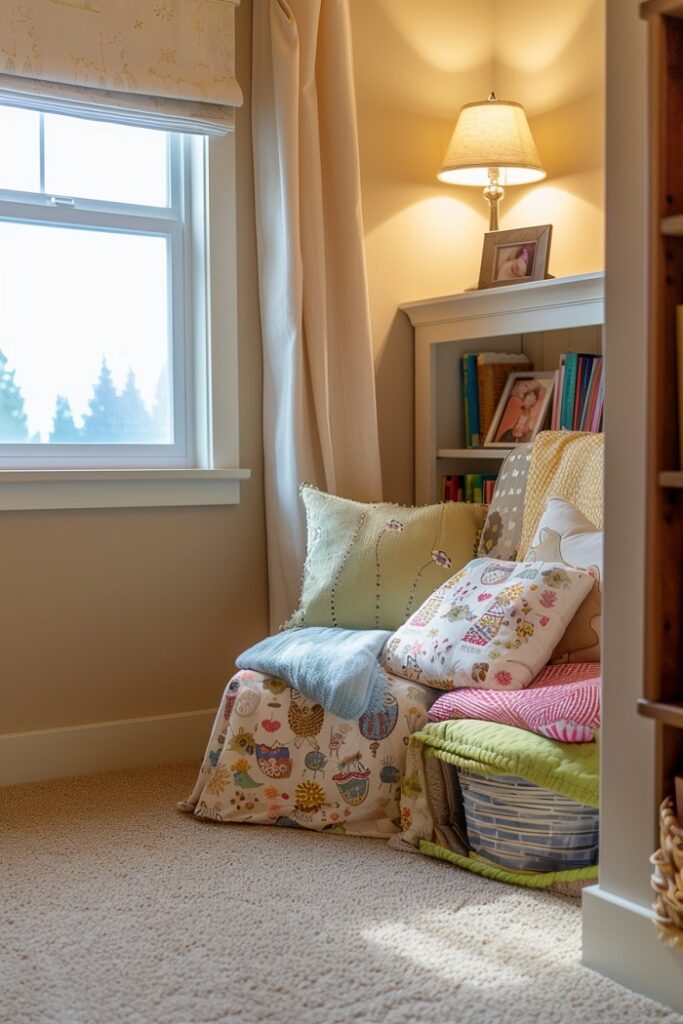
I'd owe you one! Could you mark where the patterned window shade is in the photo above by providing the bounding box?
[0,0,243,135]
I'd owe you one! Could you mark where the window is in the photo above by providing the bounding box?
[0,104,195,468]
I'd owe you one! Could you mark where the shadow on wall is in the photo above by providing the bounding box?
[374,309,416,506]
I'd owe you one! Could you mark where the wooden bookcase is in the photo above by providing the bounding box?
[638,0,683,801]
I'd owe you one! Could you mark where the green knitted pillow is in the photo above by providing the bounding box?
[284,486,486,631]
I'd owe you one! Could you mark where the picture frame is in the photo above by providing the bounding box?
[483,370,555,448]
[478,224,552,290]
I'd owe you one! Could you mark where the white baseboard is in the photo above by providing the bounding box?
[0,708,216,786]
[582,884,683,1014]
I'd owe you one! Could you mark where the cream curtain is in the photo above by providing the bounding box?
[252,0,383,628]
[0,0,242,133]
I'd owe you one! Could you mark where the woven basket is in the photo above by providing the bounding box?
[650,796,683,948]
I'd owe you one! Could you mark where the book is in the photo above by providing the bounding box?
[560,352,579,430]
[460,358,471,450]
[441,475,465,502]
[476,353,532,442]
[464,353,480,447]
[579,358,600,431]
[575,355,595,429]
[589,361,605,432]
[581,357,603,431]
[551,357,565,430]
[483,475,497,504]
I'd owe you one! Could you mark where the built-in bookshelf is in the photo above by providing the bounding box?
[638,0,683,802]
[400,273,604,505]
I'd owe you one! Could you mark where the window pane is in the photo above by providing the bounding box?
[0,106,40,193]
[0,222,172,444]
[44,114,169,207]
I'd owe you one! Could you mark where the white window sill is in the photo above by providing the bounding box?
[0,468,251,511]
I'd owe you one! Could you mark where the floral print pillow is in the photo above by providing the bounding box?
[380,558,594,692]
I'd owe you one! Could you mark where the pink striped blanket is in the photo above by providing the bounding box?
[427,662,600,742]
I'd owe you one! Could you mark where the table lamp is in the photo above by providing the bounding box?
[437,93,545,231]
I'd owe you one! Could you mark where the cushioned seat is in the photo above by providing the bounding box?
[180,668,436,838]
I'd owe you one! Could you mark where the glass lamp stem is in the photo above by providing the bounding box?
[483,169,504,231]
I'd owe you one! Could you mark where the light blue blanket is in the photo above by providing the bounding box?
[235,627,391,720]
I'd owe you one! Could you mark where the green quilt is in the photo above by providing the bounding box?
[393,719,599,888]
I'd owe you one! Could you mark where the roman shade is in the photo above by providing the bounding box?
[0,0,243,135]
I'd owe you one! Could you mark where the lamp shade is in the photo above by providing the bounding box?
[438,96,545,187]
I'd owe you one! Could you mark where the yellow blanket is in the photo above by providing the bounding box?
[518,431,604,558]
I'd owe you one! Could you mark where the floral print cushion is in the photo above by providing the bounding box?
[477,443,533,561]
[179,669,436,838]
[380,558,594,692]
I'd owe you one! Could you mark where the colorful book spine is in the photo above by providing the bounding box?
[552,358,565,430]
[575,355,594,429]
[589,361,605,432]
[482,475,497,504]
[441,475,466,502]
[464,353,480,447]
[581,358,602,431]
[560,352,579,430]
[460,358,471,449]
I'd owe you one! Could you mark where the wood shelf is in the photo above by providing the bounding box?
[661,215,683,236]
[659,471,683,488]
[437,448,512,460]
[638,699,683,728]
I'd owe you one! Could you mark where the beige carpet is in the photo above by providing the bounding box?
[2,762,681,1024]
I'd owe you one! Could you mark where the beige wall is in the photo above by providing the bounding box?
[350,0,605,504]
[0,0,269,735]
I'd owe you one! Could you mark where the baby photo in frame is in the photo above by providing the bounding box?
[484,371,555,448]
[478,225,552,290]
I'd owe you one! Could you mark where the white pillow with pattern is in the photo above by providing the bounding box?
[381,557,594,691]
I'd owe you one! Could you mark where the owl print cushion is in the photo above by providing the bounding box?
[381,558,594,692]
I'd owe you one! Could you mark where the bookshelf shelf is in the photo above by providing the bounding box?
[637,699,683,730]
[659,471,683,488]
[437,447,512,460]
[660,215,683,236]
[401,273,604,504]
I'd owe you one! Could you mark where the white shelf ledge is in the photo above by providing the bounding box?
[437,448,512,459]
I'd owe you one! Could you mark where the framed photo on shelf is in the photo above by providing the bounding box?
[484,371,555,448]
[478,224,552,290]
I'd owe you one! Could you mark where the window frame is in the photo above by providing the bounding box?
[0,113,248,508]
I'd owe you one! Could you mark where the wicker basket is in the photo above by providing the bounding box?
[650,796,683,949]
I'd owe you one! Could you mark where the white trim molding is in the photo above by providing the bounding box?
[583,885,683,1014]
[0,467,250,510]
[400,272,604,336]
[0,707,216,785]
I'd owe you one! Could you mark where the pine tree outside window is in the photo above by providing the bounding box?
[0,103,244,506]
